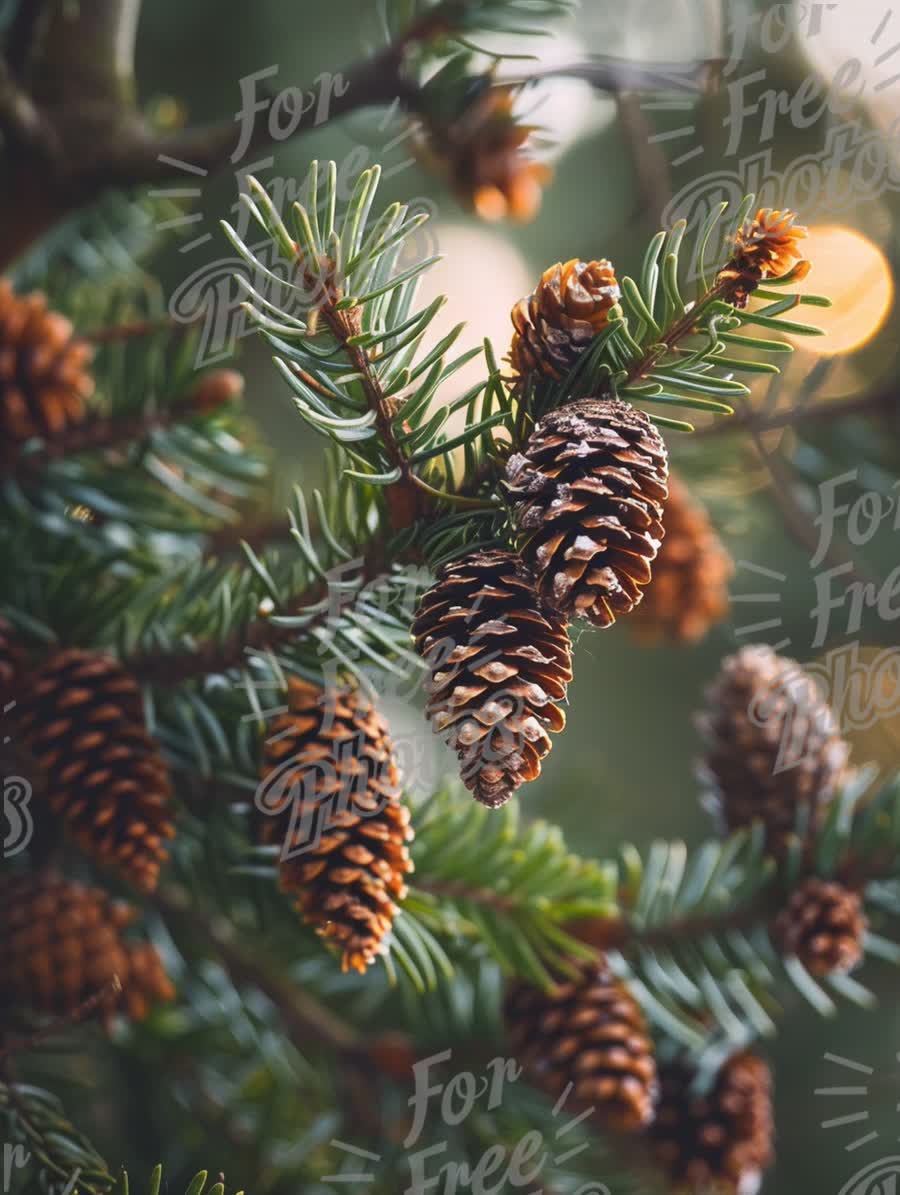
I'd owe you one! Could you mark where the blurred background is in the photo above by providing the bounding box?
[95,0,900,1188]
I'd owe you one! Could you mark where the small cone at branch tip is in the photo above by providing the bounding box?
[508,257,620,382]
[257,678,413,974]
[717,207,810,309]
[0,279,94,444]
[0,874,175,1028]
[630,473,733,643]
[503,956,657,1133]
[426,87,551,224]
[505,398,669,627]
[411,549,572,807]
[16,649,175,892]
[771,876,866,976]
[650,1051,774,1195]
[190,369,245,413]
[697,645,851,857]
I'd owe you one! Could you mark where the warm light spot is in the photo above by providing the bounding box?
[787,225,893,354]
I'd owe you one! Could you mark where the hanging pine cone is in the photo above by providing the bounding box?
[771,877,866,975]
[0,280,94,445]
[651,1051,774,1194]
[0,614,22,705]
[504,957,657,1132]
[16,650,175,892]
[505,399,669,627]
[508,258,621,382]
[411,549,572,807]
[697,645,850,856]
[0,874,175,1027]
[717,208,810,308]
[257,678,413,974]
[630,474,733,643]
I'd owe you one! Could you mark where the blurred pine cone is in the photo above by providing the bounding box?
[505,399,669,627]
[0,873,175,1027]
[698,645,850,855]
[504,957,657,1132]
[630,474,733,642]
[411,549,572,807]
[508,258,620,382]
[0,614,22,705]
[17,650,175,892]
[717,208,809,308]
[651,1051,774,1194]
[0,281,94,445]
[431,86,551,223]
[771,877,866,975]
[257,679,413,973]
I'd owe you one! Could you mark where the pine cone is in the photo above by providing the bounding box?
[651,1051,774,1194]
[17,650,175,892]
[630,474,733,642]
[771,877,866,975]
[0,874,175,1026]
[433,86,551,223]
[698,645,850,856]
[0,614,22,705]
[411,549,572,807]
[0,280,94,445]
[505,399,669,627]
[717,208,809,308]
[504,957,657,1132]
[508,258,620,382]
[257,679,413,974]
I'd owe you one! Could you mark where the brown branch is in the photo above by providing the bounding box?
[0,976,122,1063]
[695,385,900,436]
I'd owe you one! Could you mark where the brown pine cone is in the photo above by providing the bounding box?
[697,645,850,856]
[0,614,22,705]
[505,399,669,627]
[651,1051,774,1194]
[16,650,175,892]
[0,874,175,1027]
[630,474,733,643]
[432,86,551,223]
[508,258,621,382]
[771,877,866,975]
[257,679,413,974]
[504,957,657,1132]
[0,280,94,445]
[411,549,572,807]
[717,208,810,308]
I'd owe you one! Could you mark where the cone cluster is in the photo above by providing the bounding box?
[503,957,658,1132]
[17,649,175,892]
[257,678,413,973]
[505,399,669,627]
[508,258,620,382]
[0,280,94,446]
[630,473,733,642]
[771,877,866,976]
[698,645,850,856]
[651,1051,774,1194]
[0,874,175,1026]
[412,550,572,808]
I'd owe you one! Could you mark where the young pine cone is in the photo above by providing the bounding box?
[0,280,94,445]
[651,1051,774,1195]
[505,399,669,627]
[504,957,657,1132]
[257,679,413,974]
[717,208,810,308]
[630,474,733,643]
[771,877,866,976]
[17,650,175,892]
[411,549,572,808]
[697,645,850,856]
[508,258,620,382]
[0,874,175,1027]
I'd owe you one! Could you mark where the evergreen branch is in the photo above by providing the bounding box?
[695,384,900,435]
